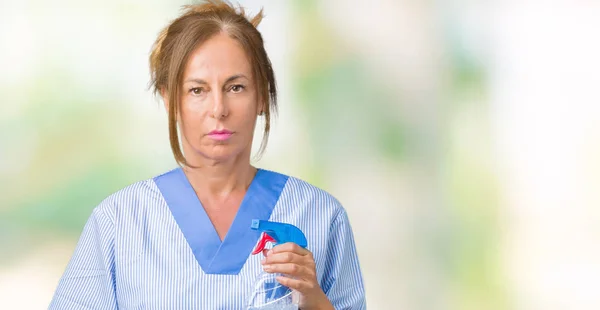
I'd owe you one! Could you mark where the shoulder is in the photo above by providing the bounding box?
[272,170,346,219]
[92,169,172,220]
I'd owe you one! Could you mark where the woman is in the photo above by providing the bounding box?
[49,1,365,309]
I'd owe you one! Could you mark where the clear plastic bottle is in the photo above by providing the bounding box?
[246,271,298,310]
[246,220,307,310]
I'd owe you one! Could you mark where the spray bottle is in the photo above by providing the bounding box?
[246,219,308,310]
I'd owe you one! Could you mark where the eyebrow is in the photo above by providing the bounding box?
[184,74,249,85]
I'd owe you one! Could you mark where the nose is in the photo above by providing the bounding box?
[210,89,228,119]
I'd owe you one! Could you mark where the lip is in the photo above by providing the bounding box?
[208,129,233,141]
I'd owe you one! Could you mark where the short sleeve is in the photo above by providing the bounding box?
[49,206,118,310]
[321,208,367,309]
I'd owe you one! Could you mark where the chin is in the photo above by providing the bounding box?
[198,145,244,162]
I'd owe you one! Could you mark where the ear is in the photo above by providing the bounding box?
[160,88,169,111]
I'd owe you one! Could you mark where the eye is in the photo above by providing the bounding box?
[190,87,205,96]
[229,84,245,93]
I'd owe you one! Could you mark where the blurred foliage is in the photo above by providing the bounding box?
[0,70,149,264]
[441,22,507,309]
[292,0,505,308]
[292,0,407,190]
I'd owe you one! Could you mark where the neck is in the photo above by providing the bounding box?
[182,151,256,198]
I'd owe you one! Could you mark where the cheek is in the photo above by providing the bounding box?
[179,101,206,133]
[181,97,205,115]
[239,93,260,118]
[236,104,259,129]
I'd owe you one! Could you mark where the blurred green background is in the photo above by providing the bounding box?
[1,1,600,309]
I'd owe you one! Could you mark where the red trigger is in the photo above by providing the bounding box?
[251,233,276,255]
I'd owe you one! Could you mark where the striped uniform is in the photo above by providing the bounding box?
[49,168,366,309]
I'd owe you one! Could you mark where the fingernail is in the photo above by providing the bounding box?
[261,258,266,264]
[263,265,272,271]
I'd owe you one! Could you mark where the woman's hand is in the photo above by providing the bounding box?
[261,243,334,310]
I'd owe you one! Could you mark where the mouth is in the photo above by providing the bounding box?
[207,129,233,141]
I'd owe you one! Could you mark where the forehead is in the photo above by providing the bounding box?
[184,32,252,79]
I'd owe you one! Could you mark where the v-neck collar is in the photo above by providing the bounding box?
[153,167,288,275]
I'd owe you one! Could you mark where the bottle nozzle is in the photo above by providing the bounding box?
[250,220,307,255]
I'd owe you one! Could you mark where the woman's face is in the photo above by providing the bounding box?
[172,32,261,164]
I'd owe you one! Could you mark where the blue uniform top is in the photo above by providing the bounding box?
[49,168,366,309]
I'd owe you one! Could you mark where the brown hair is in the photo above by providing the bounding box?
[149,0,277,166]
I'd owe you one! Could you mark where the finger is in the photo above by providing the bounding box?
[270,242,311,256]
[275,276,318,294]
[263,263,315,279]
[262,251,307,265]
